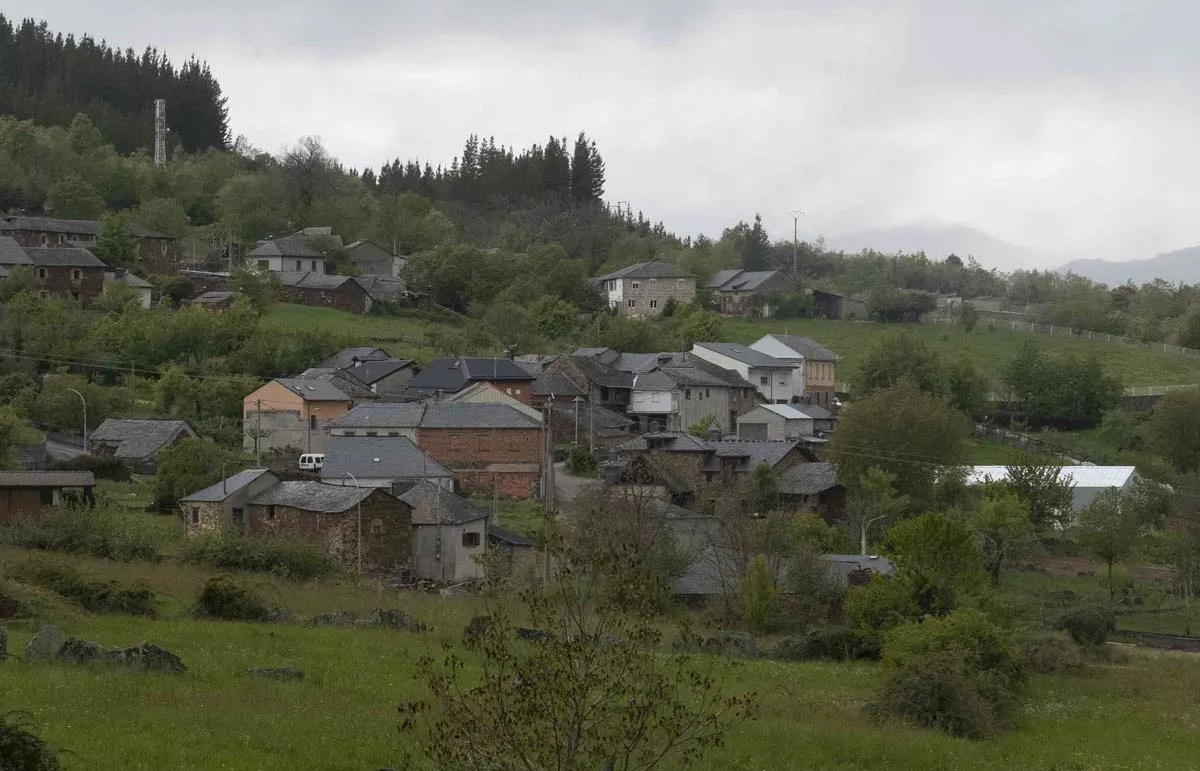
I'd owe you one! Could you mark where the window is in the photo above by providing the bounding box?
[370,518,384,535]
[295,260,302,271]
[506,387,513,395]
[607,279,616,291]
[685,389,692,400]
[677,278,686,286]
[257,260,270,271]
[779,378,786,386]
[600,386,610,401]
[40,487,54,506]
[514,388,522,395]
[309,415,318,430]
[232,508,244,526]
[40,234,48,245]
[631,281,640,289]
[160,241,167,256]
[462,531,481,548]
[366,431,378,437]
[37,268,47,279]
[706,389,711,398]
[388,431,400,437]
[759,376,768,386]
[70,269,82,281]
[628,299,636,308]
[343,430,357,436]
[311,260,318,272]
[648,278,657,285]
[190,507,200,524]
[267,506,277,521]
[649,299,658,309]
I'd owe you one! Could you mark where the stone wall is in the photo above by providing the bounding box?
[616,277,696,317]
[36,265,105,305]
[281,281,370,314]
[181,500,226,537]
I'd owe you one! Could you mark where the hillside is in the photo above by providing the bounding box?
[825,223,1042,271]
[1059,245,1200,286]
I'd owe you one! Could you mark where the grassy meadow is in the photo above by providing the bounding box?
[3,537,1200,770]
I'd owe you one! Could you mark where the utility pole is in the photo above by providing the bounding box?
[66,388,87,454]
[255,399,262,467]
[788,210,804,276]
[345,472,362,572]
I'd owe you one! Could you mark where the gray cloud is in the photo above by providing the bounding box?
[12,0,1200,265]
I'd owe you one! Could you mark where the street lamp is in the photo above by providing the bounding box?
[787,210,804,276]
[344,472,363,573]
[65,388,87,454]
[861,514,888,556]
[572,396,584,444]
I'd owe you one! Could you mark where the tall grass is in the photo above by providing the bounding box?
[180,534,338,581]
[0,502,164,561]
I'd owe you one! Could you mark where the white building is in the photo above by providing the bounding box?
[965,465,1140,514]
[248,237,326,275]
[749,334,840,408]
[103,269,154,308]
[690,342,798,404]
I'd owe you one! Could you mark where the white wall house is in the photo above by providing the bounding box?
[248,238,326,275]
[690,342,798,404]
[750,335,840,407]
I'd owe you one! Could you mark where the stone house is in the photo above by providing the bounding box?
[320,435,454,490]
[0,216,179,274]
[0,235,33,277]
[543,354,633,412]
[326,402,544,499]
[27,247,107,305]
[243,378,354,456]
[736,404,835,441]
[777,462,845,522]
[103,268,154,308]
[750,335,840,408]
[357,275,414,308]
[704,270,792,316]
[245,482,412,572]
[345,240,406,277]
[590,260,697,317]
[277,272,370,313]
[691,342,799,404]
[406,357,536,404]
[399,481,490,583]
[0,471,95,525]
[248,238,326,275]
[88,418,197,474]
[320,347,390,369]
[342,359,416,399]
[179,469,280,536]
[547,400,634,449]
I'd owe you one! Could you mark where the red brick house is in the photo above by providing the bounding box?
[0,216,178,274]
[277,272,371,313]
[27,247,107,305]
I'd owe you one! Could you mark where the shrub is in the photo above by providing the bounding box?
[181,534,338,581]
[1017,631,1085,675]
[1057,607,1115,647]
[0,503,163,561]
[49,454,131,482]
[193,575,276,621]
[564,445,598,476]
[8,559,156,616]
[0,712,61,770]
[739,555,780,635]
[874,609,1026,738]
[768,628,866,662]
[844,575,920,658]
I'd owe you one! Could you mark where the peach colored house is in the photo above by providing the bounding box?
[243,378,353,456]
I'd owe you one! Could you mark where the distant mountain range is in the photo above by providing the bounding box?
[824,224,1042,271]
[1057,245,1200,286]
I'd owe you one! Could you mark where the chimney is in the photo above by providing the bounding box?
[114,267,126,279]
[706,427,722,442]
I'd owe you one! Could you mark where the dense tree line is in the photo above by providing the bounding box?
[0,16,229,155]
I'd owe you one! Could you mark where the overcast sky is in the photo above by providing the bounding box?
[15,0,1200,265]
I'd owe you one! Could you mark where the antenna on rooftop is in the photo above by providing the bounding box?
[154,99,167,168]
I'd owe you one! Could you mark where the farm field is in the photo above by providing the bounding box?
[3,544,1200,770]
[725,317,1200,389]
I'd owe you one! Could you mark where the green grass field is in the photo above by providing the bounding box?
[262,304,461,363]
[4,543,1200,770]
[725,318,1200,389]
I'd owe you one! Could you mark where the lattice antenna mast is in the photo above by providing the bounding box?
[154,99,167,168]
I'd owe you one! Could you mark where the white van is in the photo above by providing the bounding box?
[299,453,325,471]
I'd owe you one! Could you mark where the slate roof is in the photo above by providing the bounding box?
[532,371,587,398]
[276,272,360,289]
[566,355,634,389]
[399,481,490,525]
[345,359,413,386]
[189,291,235,305]
[704,269,782,292]
[706,440,809,469]
[276,378,351,402]
[489,524,535,547]
[0,216,170,239]
[408,357,535,395]
[328,402,539,430]
[0,236,32,265]
[592,260,695,282]
[693,342,795,369]
[181,469,277,502]
[755,404,814,421]
[793,404,835,420]
[321,436,451,481]
[762,335,838,362]
[248,238,324,259]
[109,271,154,289]
[88,419,195,460]
[572,347,616,358]
[249,481,376,513]
[777,462,840,495]
[26,247,106,268]
[612,352,686,373]
[655,365,740,389]
[327,403,427,429]
[616,432,715,453]
[0,471,95,488]
[320,347,390,369]
[357,275,411,302]
[549,400,634,434]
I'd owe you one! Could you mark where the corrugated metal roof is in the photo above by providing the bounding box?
[182,469,276,502]
[0,471,95,487]
[966,465,1138,489]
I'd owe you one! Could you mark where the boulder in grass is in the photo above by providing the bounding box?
[24,625,62,661]
[57,637,105,665]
